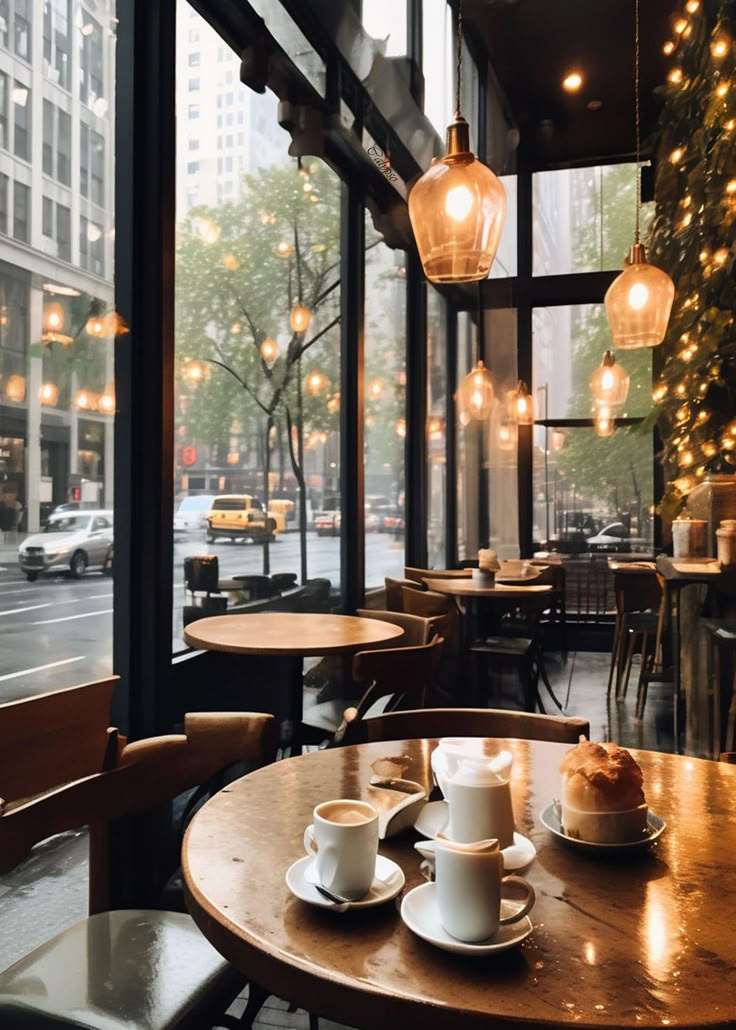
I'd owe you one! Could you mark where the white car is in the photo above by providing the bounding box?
[18,510,114,581]
[174,495,215,534]
[587,521,648,552]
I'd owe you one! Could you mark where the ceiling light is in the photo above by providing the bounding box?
[562,71,583,92]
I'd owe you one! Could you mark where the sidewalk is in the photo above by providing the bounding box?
[0,531,23,564]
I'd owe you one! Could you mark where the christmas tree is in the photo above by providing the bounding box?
[647,0,736,518]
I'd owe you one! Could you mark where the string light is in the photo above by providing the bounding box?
[716,81,730,97]
[674,18,687,34]
[668,67,684,84]
[713,248,729,265]
[685,0,699,12]
[711,39,728,59]
[670,147,685,163]
[663,41,675,55]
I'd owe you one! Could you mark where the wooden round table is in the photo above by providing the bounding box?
[183,739,736,1029]
[183,614,405,746]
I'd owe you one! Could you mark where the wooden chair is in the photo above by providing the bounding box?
[337,706,590,745]
[333,637,445,745]
[0,677,278,1030]
[530,562,567,658]
[404,566,471,583]
[384,575,425,612]
[355,608,438,646]
[607,569,662,704]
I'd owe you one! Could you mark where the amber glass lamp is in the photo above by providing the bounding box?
[605,0,674,349]
[457,360,494,423]
[590,350,630,407]
[595,407,616,437]
[506,380,535,425]
[407,2,505,283]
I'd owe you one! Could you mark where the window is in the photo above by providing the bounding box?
[57,203,70,261]
[13,81,30,160]
[423,0,453,138]
[42,98,53,175]
[188,138,199,151]
[188,103,199,119]
[0,73,8,150]
[533,163,653,277]
[57,108,71,184]
[188,77,199,91]
[427,288,447,568]
[90,129,103,206]
[42,195,53,236]
[79,214,88,266]
[364,218,407,585]
[0,0,8,48]
[187,161,199,175]
[14,0,30,60]
[0,173,8,233]
[79,16,103,107]
[43,0,70,91]
[362,0,407,56]
[188,51,200,67]
[13,180,29,242]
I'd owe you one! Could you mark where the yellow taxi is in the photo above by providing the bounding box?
[206,495,285,543]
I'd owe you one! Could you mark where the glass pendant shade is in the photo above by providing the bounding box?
[457,359,494,422]
[5,374,26,402]
[604,243,675,350]
[498,418,517,450]
[590,350,630,407]
[506,380,535,425]
[408,118,507,284]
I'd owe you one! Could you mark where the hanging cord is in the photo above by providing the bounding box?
[455,0,463,120]
[634,0,641,243]
[476,280,484,365]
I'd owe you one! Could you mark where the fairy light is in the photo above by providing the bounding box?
[676,383,687,397]
[680,212,693,229]
[703,441,717,457]
[726,119,736,131]
[668,67,683,84]
[670,147,685,164]
[697,410,709,422]
[676,404,689,421]
[276,241,293,258]
[716,81,730,97]
[686,0,699,12]
[723,437,735,450]
[712,39,728,59]
[674,18,687,33]
[681,450,694,467]
[714,248,729,265]
[663,41,675,55]
[699,249,710,262]
[653,384,667,401]
[726,180,736,194]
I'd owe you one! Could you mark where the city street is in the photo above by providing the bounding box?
[0,529,407,704]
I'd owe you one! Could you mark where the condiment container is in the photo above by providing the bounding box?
[716,519,736,569]
[672,516,708,559]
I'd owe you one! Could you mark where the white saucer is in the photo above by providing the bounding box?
[401,882,533,955]
[540,803,666,853]
[413,800,536,871]
[285,854,405,910]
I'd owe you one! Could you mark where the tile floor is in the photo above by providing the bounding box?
[0,649,677,1028]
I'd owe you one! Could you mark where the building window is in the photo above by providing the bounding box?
[188,77,199,91]
[90,128,103,206]
[13,180,29,242]
[80,121,88,195]
[13,81,29,161]
[0,173,8,234]
[0,1,8,48]
[188,51,200,67]
[56,202,70,261]
[79,213,88,267]
[43,0,70,91]
[14,0,30,61]
[42,194,53,236]
[57,108,71,184]
[188,138,199,151]
[187,161,199,175]
[188,103,199,120]
[79,15,103,107]
[0,73,8,150]
[42,98,54,174]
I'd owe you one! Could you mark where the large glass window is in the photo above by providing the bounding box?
[362,0,407,56]
[423,0,453,139]
[533,163,653,277]
[0,1,116,707]
[364,219,406,587]
[173,4,340,647]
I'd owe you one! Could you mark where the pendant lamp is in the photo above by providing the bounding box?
[595,407,616,437]
[590,350,630,408]
[605,0,674,349]
[506,380,535,425]
[408,2,506,283]
[457,284,494,423]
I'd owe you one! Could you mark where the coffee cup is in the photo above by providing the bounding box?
[434,836,535,942]
[303,799,378,900]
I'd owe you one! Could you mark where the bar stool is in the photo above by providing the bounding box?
[607,568,662,704]
[702,619,736,758]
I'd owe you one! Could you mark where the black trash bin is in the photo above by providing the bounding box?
[184,555,219,593]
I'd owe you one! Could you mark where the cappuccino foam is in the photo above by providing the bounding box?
[318,801,374,825]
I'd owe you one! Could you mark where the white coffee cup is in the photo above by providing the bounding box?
[434,836,535,942]
[303,799,379,900]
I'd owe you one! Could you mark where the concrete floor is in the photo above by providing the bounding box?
[0,649,677,1027]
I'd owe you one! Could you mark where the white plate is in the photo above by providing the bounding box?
[414,801,536,871]
[540,803,666,853]
[285,854,405,910]
[401,882,533,955]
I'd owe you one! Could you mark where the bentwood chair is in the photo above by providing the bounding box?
[355,608,439,646]
[336,706,590,745]
[333,636,445,745]
[0,678,278,1030]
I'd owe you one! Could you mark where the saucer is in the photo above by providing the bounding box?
[414,801,536,871]
[540,803,666,853]
[400,882,533,955]
[285,854,405,910]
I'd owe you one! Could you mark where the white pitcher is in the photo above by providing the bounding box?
[431,740,515,846]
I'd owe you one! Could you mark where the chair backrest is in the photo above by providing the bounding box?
[0,678,119,805]
[0,690,278,912]
[613,569,662,614]
[384,575,425,612]
[355,608,436,646]
[404,566,471,583]
[530,563,566,591]
[400,587,459,655]
[341,707,590,745]
[334,637,445,745]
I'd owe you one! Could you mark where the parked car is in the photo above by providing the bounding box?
[587,521,648,553]
[174,494,215,535]
[315,510,340,537]
[206,495,282,544]
[382,508,405,536]
[18,510,114,581]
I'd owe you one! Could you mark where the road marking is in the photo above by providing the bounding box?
[33,608,113,625]
[0,602,54,617]
[0,656,87,682]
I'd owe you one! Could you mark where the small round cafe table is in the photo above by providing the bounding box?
[183,613,404,746]
[182,738,736,1030]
